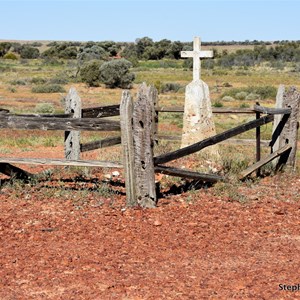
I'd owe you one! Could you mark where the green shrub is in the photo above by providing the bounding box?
[35,103,55,114]
[239,103,250,108]
[32,84,66,93]
[10,79,27,86]
[3,52,18,60]
[222,95,235,102]
[235,91,248,100]
[222,86,277,100]
[20,46,40,59]
[161,82,182,93]
[31,77,47,84]
[49,76,69,85]
[99,59,135,89]
[213,100,223,107]
[250,86,277,99]
[80,60,103,87]
[245,93,260,101]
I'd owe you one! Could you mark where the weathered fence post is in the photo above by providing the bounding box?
[133,84,157,208]
[255,102,261,177]
[120,90,137,206]
[64,87,81,160]
[120,83,157,208]
[272,86,300,170]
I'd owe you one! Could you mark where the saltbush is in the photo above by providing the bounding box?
[31,77,47,84]
[222,85,277,100]
[161,82,182,93]
[235,91,248,100]
[99,59,135,88]
[32,84,66,93]
[80,60,103,87]
[10,79,27,86]
[222,95,235,102]
[35,103,55,114]
[245,93,260,101]
[3,52,18,60]
[49,76,69,85]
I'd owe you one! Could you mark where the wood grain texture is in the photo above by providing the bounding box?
[0,158,122,168]
[133,84,157,208]
[120,90,137,207]
[154,114,274,165]
[65,87,81,160]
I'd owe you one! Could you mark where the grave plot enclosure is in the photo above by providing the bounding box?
[0,84,299,208]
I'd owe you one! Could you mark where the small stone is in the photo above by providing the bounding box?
[112,171,120,177]
[153,220,162,226]
[104,174,112,180]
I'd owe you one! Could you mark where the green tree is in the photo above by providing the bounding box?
[20,46,40,59]
[80,60,103,87]
[99,59,135,88]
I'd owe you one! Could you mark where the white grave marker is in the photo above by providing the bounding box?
[181,37,219,160]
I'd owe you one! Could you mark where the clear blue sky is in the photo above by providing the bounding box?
[0,0,299,42]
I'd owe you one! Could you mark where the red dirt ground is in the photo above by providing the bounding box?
[1,163,300,299]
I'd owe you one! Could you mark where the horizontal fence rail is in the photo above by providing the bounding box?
[0,115,121,131]
[154,114,275,165]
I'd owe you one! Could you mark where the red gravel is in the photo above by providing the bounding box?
[1,171,300,299]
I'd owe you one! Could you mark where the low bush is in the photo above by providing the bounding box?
[31,84,66,93]
[35,103,55,114]
[31,77,47,84]
[222,85,277,100]
[245,93,260,101]
[213,100,223,107]
[235,91,248,100]
[239,103,250,108]
[10,79,27,86]
[222,95,235,102]
[49,76,69,85]
[161,82,182,93]
[3,52,18,60]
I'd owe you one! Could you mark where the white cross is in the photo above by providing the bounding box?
[181,37,213,81]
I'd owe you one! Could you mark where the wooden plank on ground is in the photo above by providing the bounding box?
[155,165,223,182]
[239,144,292,179]
[0,115,120,131]
[0,158,123,168]
[80,136,121,152]
[0,163,33,180]
[154,114,274,165]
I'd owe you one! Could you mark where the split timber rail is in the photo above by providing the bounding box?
[0,84,299,208]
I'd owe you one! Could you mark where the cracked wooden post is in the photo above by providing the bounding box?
[64,87,81,160]
[120,90,137,207]
[133,83,157,208]
[272,86,300,170]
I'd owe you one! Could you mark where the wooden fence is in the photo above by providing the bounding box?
[0,84,299,208]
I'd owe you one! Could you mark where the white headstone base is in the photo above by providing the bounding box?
[181,79,220,160]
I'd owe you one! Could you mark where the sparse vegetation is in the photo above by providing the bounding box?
[31,84,66,93]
